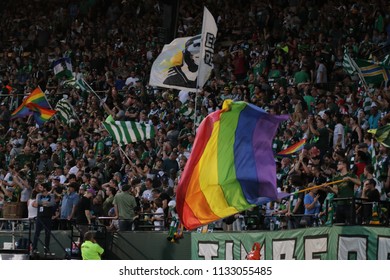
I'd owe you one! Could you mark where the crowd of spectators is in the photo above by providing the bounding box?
[0,0,389,234]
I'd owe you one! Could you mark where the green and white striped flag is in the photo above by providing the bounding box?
[103,121,155,145]
[344,52,390,86]
[343,53,356,75]
[55,99,75,124]
[362,92,372,113]
[63,77,89,92]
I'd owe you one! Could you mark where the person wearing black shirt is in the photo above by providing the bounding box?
[75,188,95,241]
[360,178,380,224]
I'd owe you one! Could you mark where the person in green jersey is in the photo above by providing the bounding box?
[294,65,310,85]
[81,231,104,260]
[327,158,360,224]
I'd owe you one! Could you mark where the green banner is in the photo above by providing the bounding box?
[191,226,390,260]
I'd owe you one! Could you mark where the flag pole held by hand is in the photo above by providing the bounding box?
[293,179,345,195]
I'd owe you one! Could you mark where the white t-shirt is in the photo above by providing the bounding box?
[125,76,139,87]
[316,63,327,84]
[153,207,165,231]
[68,165,79,175]
[28,199,38,219]
[141,189,153,202]
[333,123,345,149]
[178,90,190,104]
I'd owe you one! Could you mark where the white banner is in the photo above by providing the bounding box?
[197,6,218,89]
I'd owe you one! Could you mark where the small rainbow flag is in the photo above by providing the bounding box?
[277,138,306,156]
[29,104,56,126]
[11,87,54,125]
[176,100,288,230]
[12,87,48,117]
[11,103,32,119]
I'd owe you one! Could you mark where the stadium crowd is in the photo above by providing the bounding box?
[0,0,389,239]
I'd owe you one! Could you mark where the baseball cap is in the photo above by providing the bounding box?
[114,172,122,180]
[87,188,96,196]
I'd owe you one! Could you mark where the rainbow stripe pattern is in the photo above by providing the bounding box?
[176,100,288,230]
[30,105,56,126]
[277,138,306,156]
[11,87,54,125]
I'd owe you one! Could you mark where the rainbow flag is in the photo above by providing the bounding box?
[176,100,288,230]
[24,87,48,107]
[11,87,54,125]
[11,103,32,119]
[277,138,306,156]
[12,87,51,118]
[29,104,56,126]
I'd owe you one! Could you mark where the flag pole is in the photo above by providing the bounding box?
[100,120,134,165]
[39,86,54,110]
[82,77,102,101]
[193,89,198,133]
[348,53,369,90]
[293,179,345,195]
[67,100,83,125]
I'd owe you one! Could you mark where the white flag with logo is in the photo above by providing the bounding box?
[149,6,217,92]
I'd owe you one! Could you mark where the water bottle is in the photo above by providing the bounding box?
[275,217,280,230]
[270,219,275,231]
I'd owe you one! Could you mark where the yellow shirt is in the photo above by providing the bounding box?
[81,240,104,260]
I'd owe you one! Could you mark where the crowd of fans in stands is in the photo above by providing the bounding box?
[0,0,389,233]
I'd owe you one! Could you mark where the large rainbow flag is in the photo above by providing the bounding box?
[277,138,306,156]
[176,100,288,230]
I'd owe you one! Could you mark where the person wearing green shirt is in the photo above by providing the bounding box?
[81,231,104,260]
[93,132,105,156]
[294,65,310,85]
[328,159,360,224]
[303,91,315,114]
[268,63,281,80]
[113,184,137,231]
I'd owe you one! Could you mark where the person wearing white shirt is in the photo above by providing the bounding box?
[333,114,345,149]
[151,198,165,231]
[125,71,139,87]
